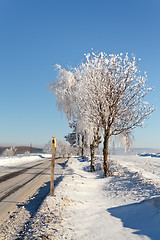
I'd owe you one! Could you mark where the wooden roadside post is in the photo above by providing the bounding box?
[51,137,56,196]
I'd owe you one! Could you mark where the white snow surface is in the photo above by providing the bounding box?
[0,153,51,167]
[112,154,160,187]
[1,154,160,239]
[0,153,51,178]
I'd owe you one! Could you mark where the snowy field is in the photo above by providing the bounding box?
[111,153,160,187]
[1,153,160,239]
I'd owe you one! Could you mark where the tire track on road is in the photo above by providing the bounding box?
[0,162,46,183]
[0,168,47,202]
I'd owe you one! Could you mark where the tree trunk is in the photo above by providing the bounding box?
[81,135,84,159]
[103,131,110,177]
[90,144,95,171]
[81,147,84,158]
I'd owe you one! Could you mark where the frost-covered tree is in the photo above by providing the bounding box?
[75,85,102,169]
[56,139,70,157]
[50,65,77,121]
[50,51,154,177]
[65,121,87,157]
[49,66,84,155]
[73,52,154,176]
[50,66,98,163]
[65,122,77,147]
[44,139,71,157]
[43,142,52,154]
[90,128,101,171]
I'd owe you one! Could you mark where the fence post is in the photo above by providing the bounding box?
[51,137,56,196]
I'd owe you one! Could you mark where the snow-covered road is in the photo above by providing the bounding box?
[0,158,51,224]
[0,155,67,231]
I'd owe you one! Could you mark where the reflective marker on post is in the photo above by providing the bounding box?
[52,137,56,147]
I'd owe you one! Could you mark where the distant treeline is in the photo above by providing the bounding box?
[0,146,43,155]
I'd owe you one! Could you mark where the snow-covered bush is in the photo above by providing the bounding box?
[25,150,30,156]
[2,147,17,157]
[44,139,71,157]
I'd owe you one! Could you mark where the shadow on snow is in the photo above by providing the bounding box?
[108,196,160,240]
[57,159,68,169]
[16,175,64,240]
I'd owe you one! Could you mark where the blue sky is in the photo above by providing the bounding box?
[0,0,160,149]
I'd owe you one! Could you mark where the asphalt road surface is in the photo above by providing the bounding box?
[0,157,67,225]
